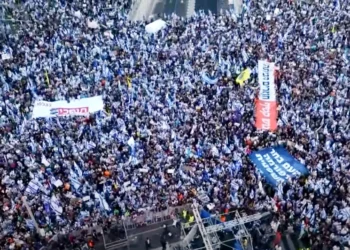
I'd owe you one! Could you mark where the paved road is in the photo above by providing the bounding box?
[130,0,242,21]
[195,0,218,14]
[153,0,188,17]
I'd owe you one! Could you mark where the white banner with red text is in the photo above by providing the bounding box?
[255,60,277,131]
[32,96,104,118]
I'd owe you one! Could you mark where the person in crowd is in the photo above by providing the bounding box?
[0,0,349,249]
[145,237,151,250]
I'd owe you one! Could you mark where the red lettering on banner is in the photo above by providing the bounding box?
[57,107,89,116]
[255,100,277,131]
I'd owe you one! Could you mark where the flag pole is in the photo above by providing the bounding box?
[22,196,41,235]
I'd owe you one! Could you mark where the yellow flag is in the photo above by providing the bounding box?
[235,68,251,86]
[45,71,50,86]
[126,76,132,89]
[332,25,336,33]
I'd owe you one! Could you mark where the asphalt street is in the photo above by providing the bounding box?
[130,0,241,21]
[152,0,234,18]
[195,0,218,14]
[153,0,188,17]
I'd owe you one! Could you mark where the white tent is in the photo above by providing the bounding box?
[145,19,166,34]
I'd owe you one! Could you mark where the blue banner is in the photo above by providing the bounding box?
[249,146,308,187]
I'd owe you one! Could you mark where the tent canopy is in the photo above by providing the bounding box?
[145,19,166,34]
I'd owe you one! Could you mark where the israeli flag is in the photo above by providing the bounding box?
[74,161,83,177]
[25,179,41,195]
[50,195,63,215]
[94,191,111,212]
[69,176,81,190]
[69,168,78,179]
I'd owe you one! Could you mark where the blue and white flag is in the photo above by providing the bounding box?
[94,191,111,212]
[69,168,78,178]
[166,93,174,108]
[56,117,63,129]
[201,71,218,85]
[74,161,83,177]
[20,117,27,135]
[45,133,53,147]
[69,176,81,190]
[25,179,41,195]
[50,195,63,215]
[85,141,96,150]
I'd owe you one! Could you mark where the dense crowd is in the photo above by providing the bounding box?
[0,0,350,249]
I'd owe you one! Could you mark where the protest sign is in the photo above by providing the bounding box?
[249,146,308,187]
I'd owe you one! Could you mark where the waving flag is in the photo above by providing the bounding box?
[74,161,83,177]
[69,176,81,190]
[25,179,41,195]
[236,68,251,86]
[50,195,63,215]
[94,191,111,212]
[201,71,218,85]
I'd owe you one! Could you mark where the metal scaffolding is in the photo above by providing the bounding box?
[192,203,214,250]
[178,202,270,250]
